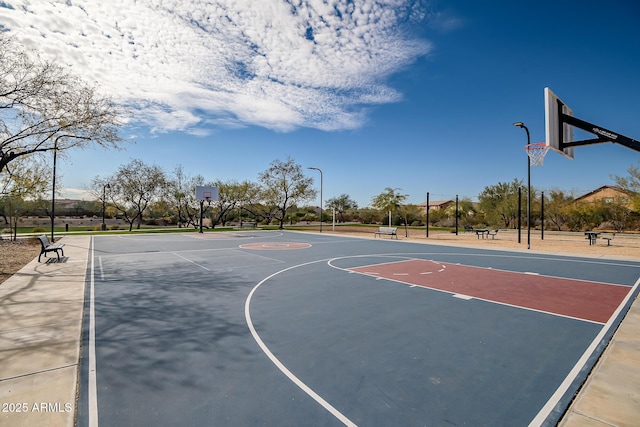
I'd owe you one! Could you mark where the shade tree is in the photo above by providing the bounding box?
[0,32,123,173]
[91,159,167,231]
[257,157,316,229]
[325,193,358,222]
[371,187,408,226]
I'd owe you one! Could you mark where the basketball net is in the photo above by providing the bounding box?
[525,142,549,166]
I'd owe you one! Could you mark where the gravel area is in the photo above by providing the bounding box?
[0,238,41,284]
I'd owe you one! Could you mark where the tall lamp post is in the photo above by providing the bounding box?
[513,122,531,250]
[50,134,90,242]
[51,138,60,242]
[102,183,110,231]
[307,167,323,232]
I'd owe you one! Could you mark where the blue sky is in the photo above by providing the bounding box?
[2,1,639,208]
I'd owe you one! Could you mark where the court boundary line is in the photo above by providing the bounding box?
[245,259,358,427]
[528,276,640,426]
[89,237,99,427]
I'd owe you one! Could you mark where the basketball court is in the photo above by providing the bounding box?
[74,230,640,426]
[71,88,640,426]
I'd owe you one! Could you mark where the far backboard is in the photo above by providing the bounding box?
[195,186,219,202]
[544,87,575,160]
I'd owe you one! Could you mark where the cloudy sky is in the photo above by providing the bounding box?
[1,0,639,207]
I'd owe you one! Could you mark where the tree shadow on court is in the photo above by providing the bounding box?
[93,261,263,395]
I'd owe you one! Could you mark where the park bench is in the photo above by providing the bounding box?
[487,229,499,239]
[236,222,257,229]
[602,233,616,246]
[37,235,65,262]
[374,227,398,239]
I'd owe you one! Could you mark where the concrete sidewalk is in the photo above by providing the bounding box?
[559,291,640,426]
[0,234,638,426]
[0,236,89,427]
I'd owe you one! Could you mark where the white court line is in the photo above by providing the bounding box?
[89,237,99,427]
[528,276,640,426]
[245,261,358,427]
[172,252,211,271]
[329,256,609,325]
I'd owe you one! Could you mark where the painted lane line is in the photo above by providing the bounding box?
[172,252,211,271]
[529,276,640,426]
[453,294,473,300]
[342,262,610,325]
[89,237,99,427]
[245,260,358,427]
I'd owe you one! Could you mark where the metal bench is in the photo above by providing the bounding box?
[601,233,615,246]
[487,229,499,239]
[374,227,398,239]
[37,235,65,262]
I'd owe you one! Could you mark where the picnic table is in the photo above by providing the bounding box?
[475,229,490,239]
[585,231,601,245]
[474,229,499,240]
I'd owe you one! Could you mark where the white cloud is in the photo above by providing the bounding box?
[0,0,432,134]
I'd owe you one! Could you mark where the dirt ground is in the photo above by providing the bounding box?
[320,226,640,261]
[1,228,638,286]
[0,238,41,284]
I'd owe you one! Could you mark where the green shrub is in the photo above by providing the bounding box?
[32,227,46,233]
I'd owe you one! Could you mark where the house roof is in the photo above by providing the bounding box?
[418,200,454,208]
[573,185,632,202]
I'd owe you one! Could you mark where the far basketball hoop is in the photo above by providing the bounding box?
[525,142,549,166]
[195,186,219,202]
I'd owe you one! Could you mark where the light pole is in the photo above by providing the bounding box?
[102,183,110,231]
[513,122,531,250]
[50,134,90,242]
[51,137,60,242]
[307,167,323,232]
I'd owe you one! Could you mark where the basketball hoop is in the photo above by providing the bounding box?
[525,142,549,166]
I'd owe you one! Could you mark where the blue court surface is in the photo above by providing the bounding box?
[76,231,640,426]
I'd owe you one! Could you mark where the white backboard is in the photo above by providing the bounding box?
[195,186,219,201]
[544,87,575,160]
